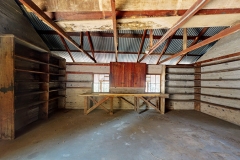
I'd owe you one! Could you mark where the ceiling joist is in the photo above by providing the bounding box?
[58,35,75,62]
[138,0,210,62]
[156,31,177,65]
[159,24,240,64]
[19,0,97,63]
[37,30,211,40]
[137,30,147,62]
[176,27,209,64]
[86,31,95,59]
[111,0,118,62]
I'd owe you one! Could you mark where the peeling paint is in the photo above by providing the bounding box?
[118,21,160,30]
[0,85,14,94]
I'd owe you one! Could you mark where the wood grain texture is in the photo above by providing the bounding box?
[0,36,15,139]
[0,1,49,51]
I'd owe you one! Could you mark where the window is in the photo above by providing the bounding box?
[93,74,109,92]
[145,75,160,92]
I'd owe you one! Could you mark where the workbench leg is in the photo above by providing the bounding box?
[134,97,137,111]
[160,98,165,114]
[84,97,88,115]
[110,97,113,115]
[136,97,140,113]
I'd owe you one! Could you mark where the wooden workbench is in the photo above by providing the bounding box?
[79,93,169,115]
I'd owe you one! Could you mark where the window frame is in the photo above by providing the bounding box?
[93,73,110,93]
[145,74,161,93]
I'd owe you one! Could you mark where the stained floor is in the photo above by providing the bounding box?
[0,110,240,160]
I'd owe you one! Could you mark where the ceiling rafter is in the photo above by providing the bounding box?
[80,32,83,49]
[158,23,240,64]
[138,0,211,63]
[137,30,147,62]
[19,0,97,63]
[86,31,95,59]
[111,0,118,62]
[176,27,209,64]
[156,31,177,65]
[58,35,75,62]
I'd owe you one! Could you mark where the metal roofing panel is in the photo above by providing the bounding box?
[179,56,200,64]
[118,37,141,52]
[40,34,65,50]
[204,27,227,36]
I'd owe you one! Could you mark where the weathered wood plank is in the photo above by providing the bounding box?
[0,36,15,139]
[33,0,240,12]
[0,1,49,50]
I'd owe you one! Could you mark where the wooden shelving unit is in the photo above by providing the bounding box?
[0,35,66,140]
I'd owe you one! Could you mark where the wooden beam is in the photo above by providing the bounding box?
[195,51,240,65]
[86,31,95,59]
[46,9,240,21]
[19,0,96,63]
[138,0,210,62]
[137,30,147,62]
[80,32,83,48]
[37,30,211,40]
[176,27,209,64]
[159,24,240,64]
[58,35,75,62]
[111,0,118,62]
[155,31,176,64]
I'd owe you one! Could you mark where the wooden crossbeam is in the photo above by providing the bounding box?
[139,97,161,113]
[138,0,210,62]
[159,24,240,64]
[176,27,209,64]
[85,96,110,115]
[155,31,176,64]
[37,30,211,40]
[111,0,118,62]
[86,31,95,59]
[19,0,96,63]
[88,96,110,113]
[120,97,135,107]
[46,9,240,21]
[80,32,83,48]
[58,35,75,62]
[137,30,147,62]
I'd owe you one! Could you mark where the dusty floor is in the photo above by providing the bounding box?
[0,110,240,160]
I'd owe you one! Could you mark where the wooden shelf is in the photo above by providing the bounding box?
[15,91,47,97]
[15,55,47,65]
[15,100,46,111]
[49,96,65,101]
[49,73,65,76]
[15,68,47,74]
[49,63,65,69]
[49,88,65,92]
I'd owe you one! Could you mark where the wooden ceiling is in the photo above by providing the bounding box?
[18,0,240,64]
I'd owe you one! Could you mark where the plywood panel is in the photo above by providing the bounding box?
[0,36,15,139]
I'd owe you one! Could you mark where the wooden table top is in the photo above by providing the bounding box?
[79,93,169,98]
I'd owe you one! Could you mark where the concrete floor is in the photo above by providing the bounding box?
[0,110,240,160]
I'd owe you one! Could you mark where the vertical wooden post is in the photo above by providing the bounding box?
[134,97,137,111]
[0,36,15,139]
[160,65,166,114]
[84,97,88,115]
[110,97,113,115]
[194,65,201,111]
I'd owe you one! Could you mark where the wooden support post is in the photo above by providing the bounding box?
[134,97,137,111]
[111,0,118,62]
[84,96,88,115]
[194,66,201,111]
[110,97,113,115]
[0,36,15,140]
[160,65,166,114]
